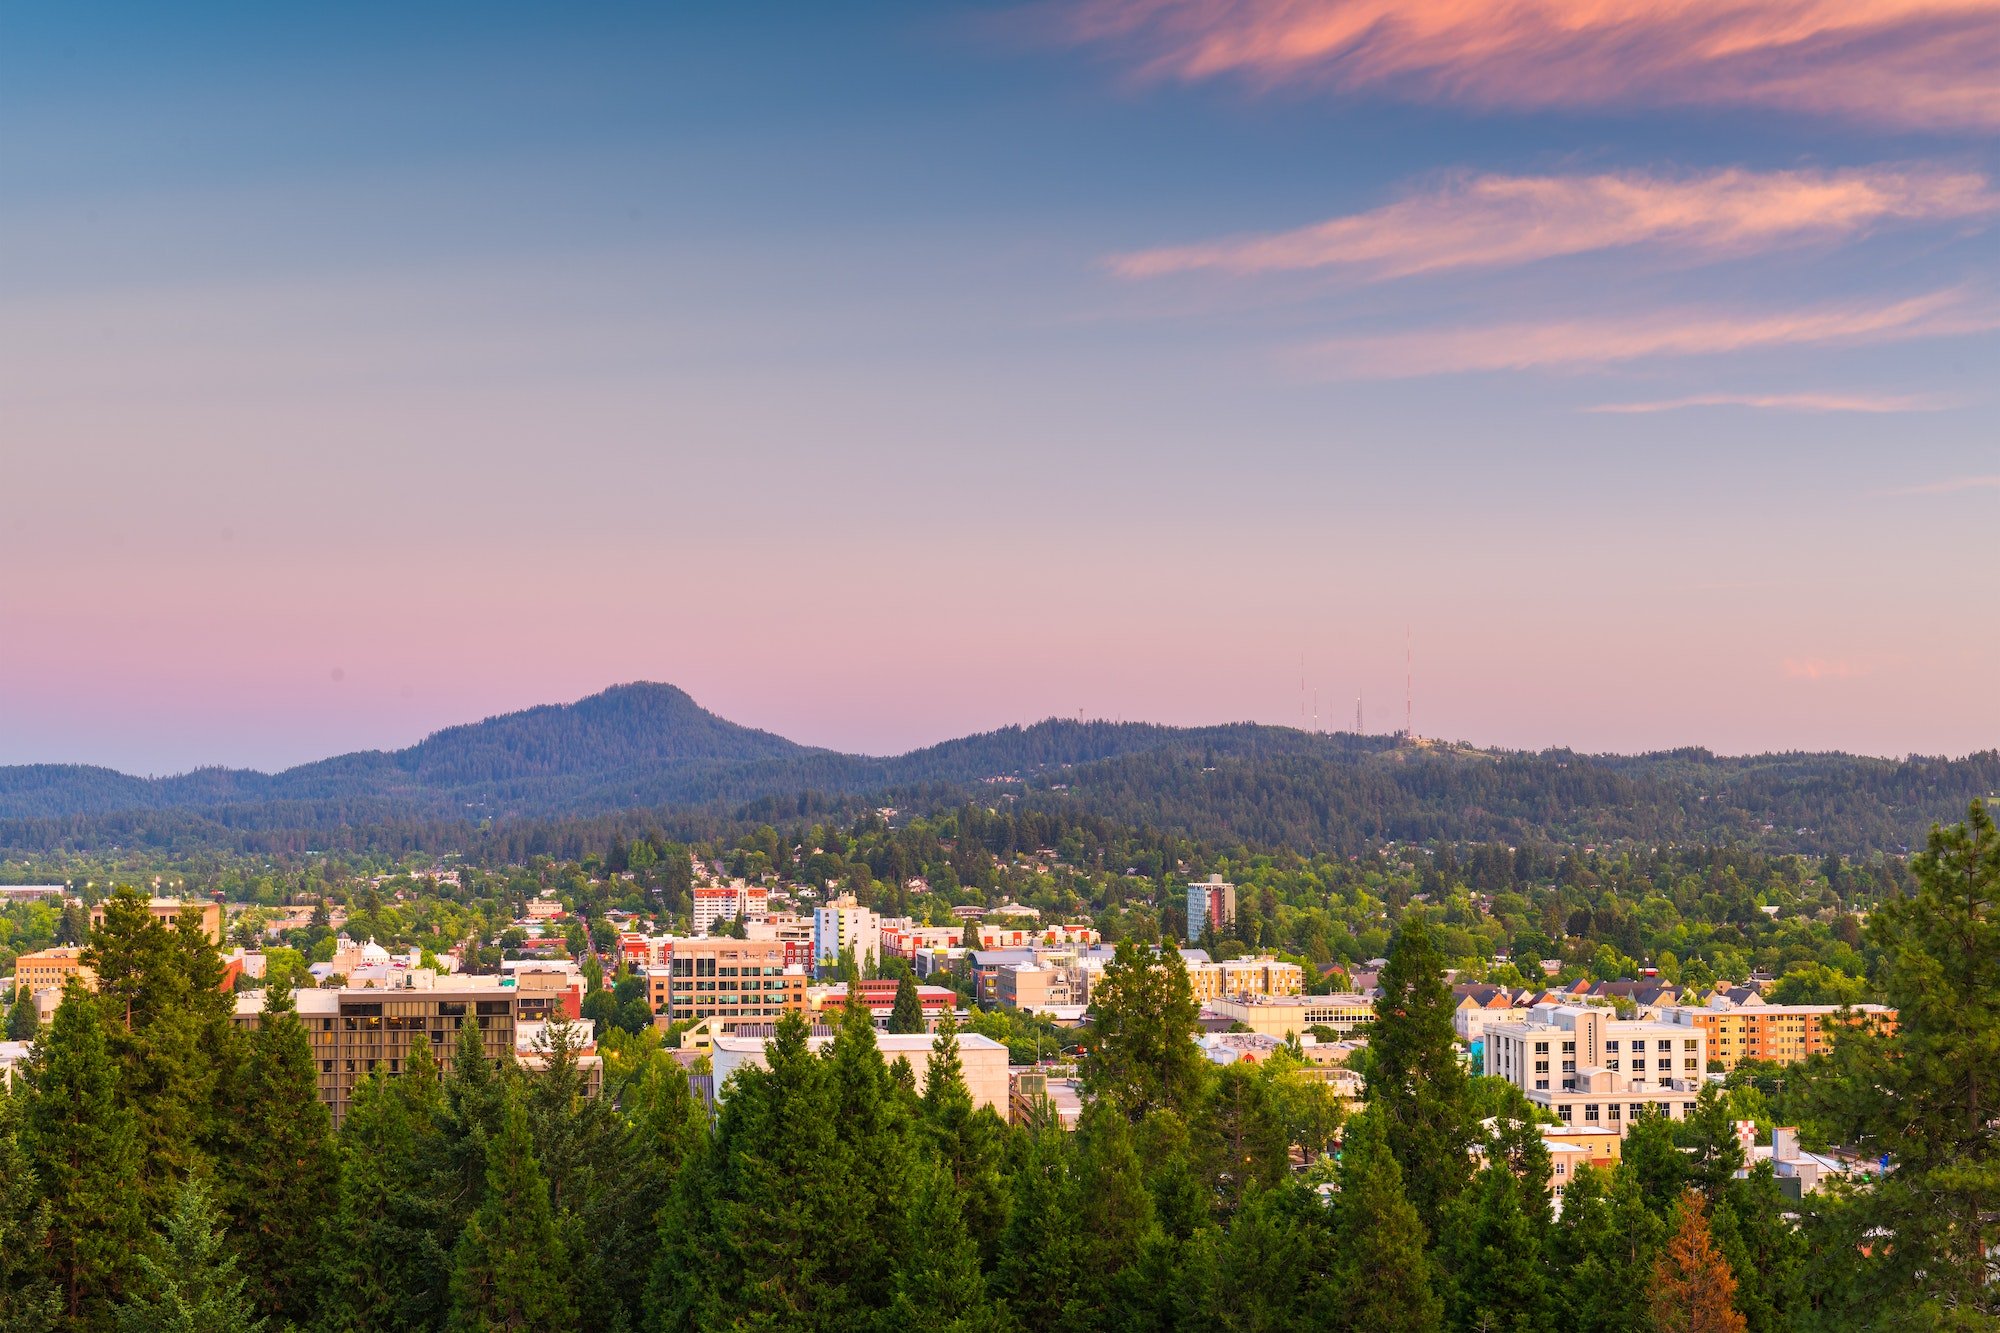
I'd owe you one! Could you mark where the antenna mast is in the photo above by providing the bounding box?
[1404,626,1413,739]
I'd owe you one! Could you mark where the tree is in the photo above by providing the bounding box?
[448,1086,578,1332]
[217,983,337,1326]
[888,1153,1005,1333]
[1648,1191,1745,1333]
[1080,941,1205,1121]
[1549,1163,1662,1333]
[1367,911,1476,1234]
[1438,1158,1552,1333]
[888,974,925,1035]
[1321,1106,1441,1333]
[17,985,143,1330]
[995,1122,1085,1330]
[113,1177,266,1333]
[1808,801,2000,1322]
[921,1009,1009,1262]
[5,990,38,1041]
[0,1093,60,1333]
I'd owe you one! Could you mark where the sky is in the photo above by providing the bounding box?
[3,0,1998,774]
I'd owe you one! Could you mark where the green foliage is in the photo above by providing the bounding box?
[447,1086,578,1332]
[112,1177,266,1333]
[0,1093,61,1333]
[888,973,925,1035]
[1367,912,1476,1234]
[1326,1106,1442,1333]
[1080,941,1205,1121]
[5,989,38,1040]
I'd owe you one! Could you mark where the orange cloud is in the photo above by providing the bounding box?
[1060,0,2000,128]
[1308,289,1996,375]
[1112,166,1996,279]
[1584,391,1945,412]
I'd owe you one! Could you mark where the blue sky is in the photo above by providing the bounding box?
[3,0,1997,772]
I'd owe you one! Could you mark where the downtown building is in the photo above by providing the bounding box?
[1485,1003,1709,1132]
[1186,876,1237,943]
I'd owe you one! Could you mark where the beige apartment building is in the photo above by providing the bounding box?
[996,962,1078,1012]
[1661,995,1897,1070]
[89,896,225,945]
[650,937,808,1025]
[12,947,91,999]
[1486,1004,1708,1131]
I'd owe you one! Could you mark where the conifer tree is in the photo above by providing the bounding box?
[1549,1163,1662,1333]
[1322,1107,1441,1333]
[322,1058,453,1333]
[1648,1191,1746,1333]
[113,1177,265,1333]
[0,1092,61,1333]
[1081,941,1205,1121]
[1438,1160,1552,1333]
[18,985,143,1331]
[439,1010,506,1249]
[922,1009,1010,1263]
[1074,1103,1162,1315]
[1812,800,2000,1321]
[996,1122,1086,1331]
[1196,1182,1340,1331]
[822,972,914,1322]
[889,1152,1006,1333]
[1366,911,1475,1234]
[220,983,338,1327]
[448,1086,578,1332]
[888,974,926,1034]
[1706,1170,1804,1333]
[5,990,37,1041]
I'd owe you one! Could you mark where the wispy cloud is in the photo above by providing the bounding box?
[1111,166,1996,280]
[1585,391,1947,413]
[1307,289,1996,376]
[1783,658,1868,680]
[1882,473,2000,494]
[1058,0,2000,129]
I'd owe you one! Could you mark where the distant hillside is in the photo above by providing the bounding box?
[0,682,1996,854]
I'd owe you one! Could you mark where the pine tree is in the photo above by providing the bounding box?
[1549,1163,1662,1333]
[322,1058,453,1333]
[439,1010,506,1251]
[1438,1160,1552,1333]
[0,1092,61,1333]
[448,1086,578,1332]
[1367,911,1475,1234]
[1648,1191,1746,1333]
[18,985,143,1331]
[1196,1182,1340,1332]
[889,1152,1006,1333]
[821,972,914,1324]
[1707,1168,1805,1333]
[889,974,926,1034]
[111,1177,264,1333]
[220,983,338,1327]
[1081,941,1205,1121]
[5,990,38,1041]
[1812,800,2000,1321]
[995,1122,1086,1331]
[1321,1107,1442,1333]
[921,1009,1010,1263]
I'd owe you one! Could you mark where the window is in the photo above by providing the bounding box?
[1562,1041,1576,1054]
[1534,1060,1549,1074]
[1535,1079,1549,1090]
[1558,1105,1573,1122]
[322,1060,333,1073]
[1631,1040,1647,1052]
[1605,1040,1620,1053]
[1584,1104,1600,1122]
[1534,1041,1549,1054]
[1554,1160,1567,1176]
[1607,1102,1622,1120]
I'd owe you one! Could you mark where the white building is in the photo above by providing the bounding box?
[694,883,769,936]
[710,1030,1008,1115]
[1484,1003,1708,1132]
[813,894,881,972]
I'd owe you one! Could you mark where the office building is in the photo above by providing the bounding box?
[11,946,90,1000]
[651,937,808,1025]
[1208,992,1374,1037]
[693,884,769,936]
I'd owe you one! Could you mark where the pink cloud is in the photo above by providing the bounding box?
[1058,0,2000,129]
[1112,166,1997,279]
[1307,288,1996,375]
[1584,391,1946,412]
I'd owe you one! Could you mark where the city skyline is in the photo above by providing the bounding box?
[5,1,1998,772]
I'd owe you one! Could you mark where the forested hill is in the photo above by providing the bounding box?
[0,682,1996,854]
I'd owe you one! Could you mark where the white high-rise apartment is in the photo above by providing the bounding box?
[813,894,880,973]
[693,883,769,935]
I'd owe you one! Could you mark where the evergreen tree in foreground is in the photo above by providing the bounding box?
[889,1152,1005,1333]
[113,1177,266,1333]
[1323,1106,1441,1333]
[448,1084,578,1332]
[889,973,926,1034]
[18,985,142,1332]
[0,1092,61,1333]
[5,990,38,1041]
[1367,911,1476,1236]
[1081,941,1205,1122]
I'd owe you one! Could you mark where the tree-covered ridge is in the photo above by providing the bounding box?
[2,681,1997,854]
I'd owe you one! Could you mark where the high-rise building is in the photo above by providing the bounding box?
[1186,876,1236,942]
[813,894,880,972]
[692,884,770,935]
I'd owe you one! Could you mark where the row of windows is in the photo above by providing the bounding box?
[1555,1100,1697,1122]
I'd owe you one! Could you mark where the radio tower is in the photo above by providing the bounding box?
[1404,626,1413,739]
[1355,696,1363,735]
